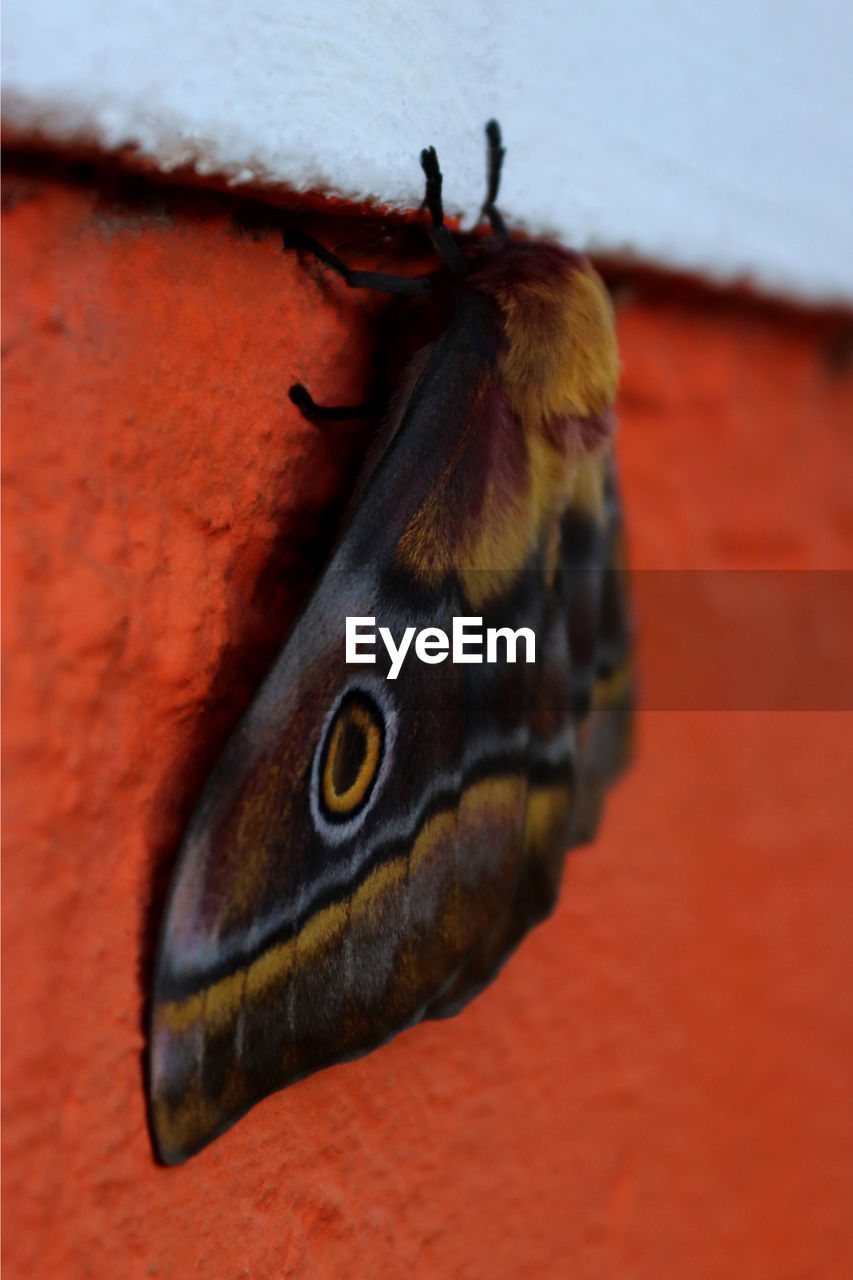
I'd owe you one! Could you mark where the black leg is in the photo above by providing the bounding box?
[289,383,380,422]
[284,229,432,296]
[419,146,468,276]
[481,120,507,238]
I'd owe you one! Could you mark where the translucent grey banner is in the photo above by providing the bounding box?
[297,568,853,712]
[630,569,853,711]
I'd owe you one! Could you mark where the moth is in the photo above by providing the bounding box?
[149,122,633,1164]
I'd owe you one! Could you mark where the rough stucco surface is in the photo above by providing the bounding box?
[3,0,853,302]
[3,163,853,1278]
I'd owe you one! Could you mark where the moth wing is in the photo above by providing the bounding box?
[568,461,634,841]
[150,242,633,1160]
[149,295,566,1162]
[424,455,633,1019]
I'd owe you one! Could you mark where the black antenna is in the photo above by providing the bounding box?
[482,120,507,237]
[420,144,468,275]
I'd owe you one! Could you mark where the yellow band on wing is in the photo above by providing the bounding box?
[158,775,572,1036]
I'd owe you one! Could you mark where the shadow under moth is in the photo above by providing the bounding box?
[149,122,633,1164]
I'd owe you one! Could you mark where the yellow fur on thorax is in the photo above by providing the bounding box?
[498,266,619,426]
[396,262,618,608]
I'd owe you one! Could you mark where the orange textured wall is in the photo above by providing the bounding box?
[3,158,853,1279]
